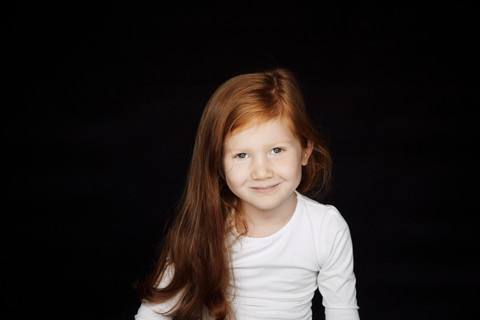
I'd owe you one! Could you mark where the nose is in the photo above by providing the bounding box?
[251,156,273,180]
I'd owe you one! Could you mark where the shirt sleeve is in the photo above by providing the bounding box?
[316,207,359,320]
[134,266,181,320]
[134,302,173,320]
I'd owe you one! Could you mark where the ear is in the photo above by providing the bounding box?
[301,140,314,166]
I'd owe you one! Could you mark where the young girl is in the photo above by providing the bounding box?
[135,69,359,319]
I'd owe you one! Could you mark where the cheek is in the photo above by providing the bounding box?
[277,159,304,186]
[287,163,303,181]
[278,155,303,175]
[223,163,245,187]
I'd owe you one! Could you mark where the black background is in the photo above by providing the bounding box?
[5,1,478,319]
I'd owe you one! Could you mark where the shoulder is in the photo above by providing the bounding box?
[296,192,352,266]
[296,192,349,232]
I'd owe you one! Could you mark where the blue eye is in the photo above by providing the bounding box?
[235,153,248,159]
[272,147,283,154]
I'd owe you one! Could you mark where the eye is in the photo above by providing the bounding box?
[235,153,248,159]
[271,147,284,154]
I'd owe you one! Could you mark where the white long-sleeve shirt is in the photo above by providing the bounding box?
[135,192,359,320]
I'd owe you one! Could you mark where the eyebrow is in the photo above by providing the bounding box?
[224,140,296,152]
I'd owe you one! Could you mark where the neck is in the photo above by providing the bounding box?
[240,192,298,238]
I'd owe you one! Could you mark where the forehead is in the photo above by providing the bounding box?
[224,118,297,147]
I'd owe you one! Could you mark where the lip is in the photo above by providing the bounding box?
[250,183,280,194]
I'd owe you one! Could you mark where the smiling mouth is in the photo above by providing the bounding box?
[250,183,280,193]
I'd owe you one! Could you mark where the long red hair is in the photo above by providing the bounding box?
[136,69,332,319]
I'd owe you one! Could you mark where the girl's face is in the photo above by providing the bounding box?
[223,118,313,219]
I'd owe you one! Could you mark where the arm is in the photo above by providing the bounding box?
[134,265,181,320]
[317,209,359,320]
[134,302,173,320]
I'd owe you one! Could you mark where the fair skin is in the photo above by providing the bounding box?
[223,118,313,238]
